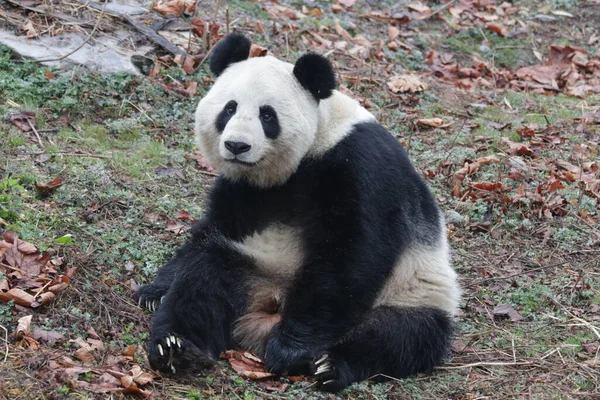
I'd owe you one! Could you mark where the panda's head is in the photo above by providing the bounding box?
[195,33,336,188]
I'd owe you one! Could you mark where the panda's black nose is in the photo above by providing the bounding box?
[225,141,252,155]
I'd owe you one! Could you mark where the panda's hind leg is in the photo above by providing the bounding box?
[311,306,453,392]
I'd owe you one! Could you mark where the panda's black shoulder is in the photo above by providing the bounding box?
[302,121,420,185]
[297,121,441,243]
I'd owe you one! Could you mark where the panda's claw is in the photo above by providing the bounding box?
[170,335,176,344]
[165,336,171,347]
[316,363,331,375]
[161,296,165,304]
[315,354,329,365]
[322,379,335,386]
[176,337,182,348]
[157,344,164,356]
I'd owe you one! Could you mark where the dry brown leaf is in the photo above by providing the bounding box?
[0,288,36,307]
[388,26,400,42]
[152,0,194,17]
[175,210,197,222]
[174,55,196,75]
[338,0,356,7]
[486,23,509,37]
[10,111,36,132]
[266,4,303,20]
[18,20,39,38]
[334,19,352,41]
[249,44,268,58]
[35,177,63,196]
[503,139,536,157]
[222,350,275,380]
[387,74,427,93]
[14,315,32,339]
[407,1,431,13]
[192,151,216,173]
[450,155,500,197]
[32,327,64,345]
[493,304,523,322]
[417,118,452,128]
[302,6,323,17]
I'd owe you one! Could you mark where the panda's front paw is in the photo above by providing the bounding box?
[311,351,353,393]
[148,332,214,373]
[264,328,312,375]
[134,284,168,312]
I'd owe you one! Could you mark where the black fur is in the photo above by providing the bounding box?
[259,105,280,139]
[137,122,451,390]
[216,100,237,133]
[209,33,251,76]
[293,53,336,100]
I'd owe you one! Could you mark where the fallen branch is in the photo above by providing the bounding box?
[33,0,107,63]
[439,361,534,369]
[75,0,190,57]
[5,0,96,28]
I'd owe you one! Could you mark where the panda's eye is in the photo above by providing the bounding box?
[260,112,273,122]
[226,105,235,115]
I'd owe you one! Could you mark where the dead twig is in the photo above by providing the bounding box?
[0,324,8,362]
[27,119,44,149]
[419,0,457,20]
[74,0,190,57]
[439,361,533,369]
[33,0,107,63]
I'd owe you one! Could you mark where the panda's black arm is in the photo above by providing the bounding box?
[265,156,406,373]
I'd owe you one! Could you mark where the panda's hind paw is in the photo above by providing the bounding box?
[149,334,214,374]
[310,351,353,393]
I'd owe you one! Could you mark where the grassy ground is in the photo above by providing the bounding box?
[1,0,600,399]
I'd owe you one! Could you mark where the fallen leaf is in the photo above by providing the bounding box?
[450,155,500,197]
[407,1,431,13]
[503,139,536,157]
[338,0,356,7]
[388,26,400,41]
[152,0,194,16]
[35,177,63,196]
[221,350,275,380]
[175,210,197,222]
[249,44,268,58]
[417,118,452,128]
[10,111,36,132]
[192,152,216,173]
[174,55,196,75]
[32,327,65,345]
[487,23,509,37]
[387,74,428,93]
[14,315,32,339]
[493,304,524,322]
[18,20,39,38]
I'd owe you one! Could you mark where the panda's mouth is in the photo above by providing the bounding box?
[226,158,261,166]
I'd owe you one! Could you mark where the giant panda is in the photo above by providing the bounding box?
[134,32,460,392]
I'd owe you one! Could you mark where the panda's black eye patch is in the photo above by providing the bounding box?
[216,100,237,133]
[259,105,280,139]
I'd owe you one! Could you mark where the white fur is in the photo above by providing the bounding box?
[194,56,374,188]
[309,90,375,157]
[232,223,304,277]
[375,223,460,316]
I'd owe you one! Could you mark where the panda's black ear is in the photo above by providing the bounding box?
[209,33,252,76]
[293,53,336,101]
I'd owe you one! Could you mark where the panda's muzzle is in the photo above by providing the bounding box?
[225,140,252,155]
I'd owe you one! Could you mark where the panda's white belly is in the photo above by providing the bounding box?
[232,223,304,276]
